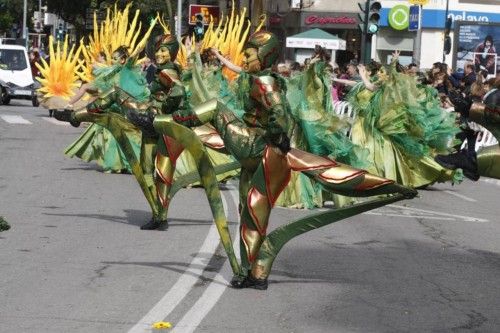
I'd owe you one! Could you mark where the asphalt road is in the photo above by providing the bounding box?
[1,101,500,333]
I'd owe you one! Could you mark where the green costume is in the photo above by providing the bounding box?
[64,63,145,173]
[348,63,462,188]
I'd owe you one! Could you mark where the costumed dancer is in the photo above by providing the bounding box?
[50,9,171,229]
[436,83,500,179]
[210,39,368,209]
[335,52,462,188]
[37,5,147,174]
[63,45,145,173]
[118,30,238,229]
[146,31,417,289]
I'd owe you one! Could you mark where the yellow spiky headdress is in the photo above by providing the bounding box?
[78,3,157,82]
[175,4,265,81]
[36,36,81,100]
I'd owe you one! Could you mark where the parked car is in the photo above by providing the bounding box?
[0,44,39,106]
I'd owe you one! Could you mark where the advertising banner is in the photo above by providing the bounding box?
[188,5,220,25]
[453,21,500,77]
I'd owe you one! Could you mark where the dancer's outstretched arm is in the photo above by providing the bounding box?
[210,48,242,73]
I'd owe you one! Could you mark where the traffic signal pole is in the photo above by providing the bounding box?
[412,5,423,67]
[358,1,371,62]
[443,0,450,62]
[359,1,381,64]
[360,1,370,64]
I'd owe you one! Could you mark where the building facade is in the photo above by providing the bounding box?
[263,0,363,64]
[377,0,500,69]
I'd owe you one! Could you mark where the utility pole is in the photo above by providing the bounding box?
[176,0,182,39]
[38,0,43,48]
[22,0,28,46]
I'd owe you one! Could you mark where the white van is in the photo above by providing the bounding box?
[0,44,39,106]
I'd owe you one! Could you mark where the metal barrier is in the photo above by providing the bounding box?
[331,102,498,152]
[332,101,356,137]
[462,122,499,152]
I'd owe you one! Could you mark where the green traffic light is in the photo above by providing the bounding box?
[368,24,379,34]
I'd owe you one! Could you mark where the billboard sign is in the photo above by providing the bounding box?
[453,21,500,77]
[188,5,220,25]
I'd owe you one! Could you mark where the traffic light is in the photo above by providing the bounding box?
[194,14,204,42]
[358,1,381,64]
[443,17,452,55]
[368,2,381,34]
[358,1,381,35]
[57,22,64,40]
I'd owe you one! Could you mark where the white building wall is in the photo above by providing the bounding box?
[381,0,500,13]
[420,30,455,69]
[299,0,360,12]
[265,0,360,12]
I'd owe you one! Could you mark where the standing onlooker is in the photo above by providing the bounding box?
[289,61,301,76]
[346,62,361,82]
[29,50,41,79]
[406,63,418,76]
[142,57,156,86]
[461,62,476,94]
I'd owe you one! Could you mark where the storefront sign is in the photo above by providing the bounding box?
[286,37,346,50]
[381,8,500,29]
[409,0,429,5]
[388,5,410,30]
[188,5,220,25]
[300,12,359,29]
[304,15,357,25]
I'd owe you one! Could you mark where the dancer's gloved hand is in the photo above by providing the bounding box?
[53,109,81,127]
[127,109,157,137]
[265,131,291,154]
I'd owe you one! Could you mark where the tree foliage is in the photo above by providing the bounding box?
[0,0,183,40]
[0,0,38,37]
[45,0,175,40]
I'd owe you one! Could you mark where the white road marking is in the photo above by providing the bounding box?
[384,204,488,223]
[43,117,70,126]
[480,178,500,187]
[171,186,240,333]
[127,186,238,333]
[1,115,32,124]
[364,212,456,221]
[128,226,222,333]
[443,190,477,202]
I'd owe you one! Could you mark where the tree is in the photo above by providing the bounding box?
[0,0,35,37]
[46,0,174,41]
